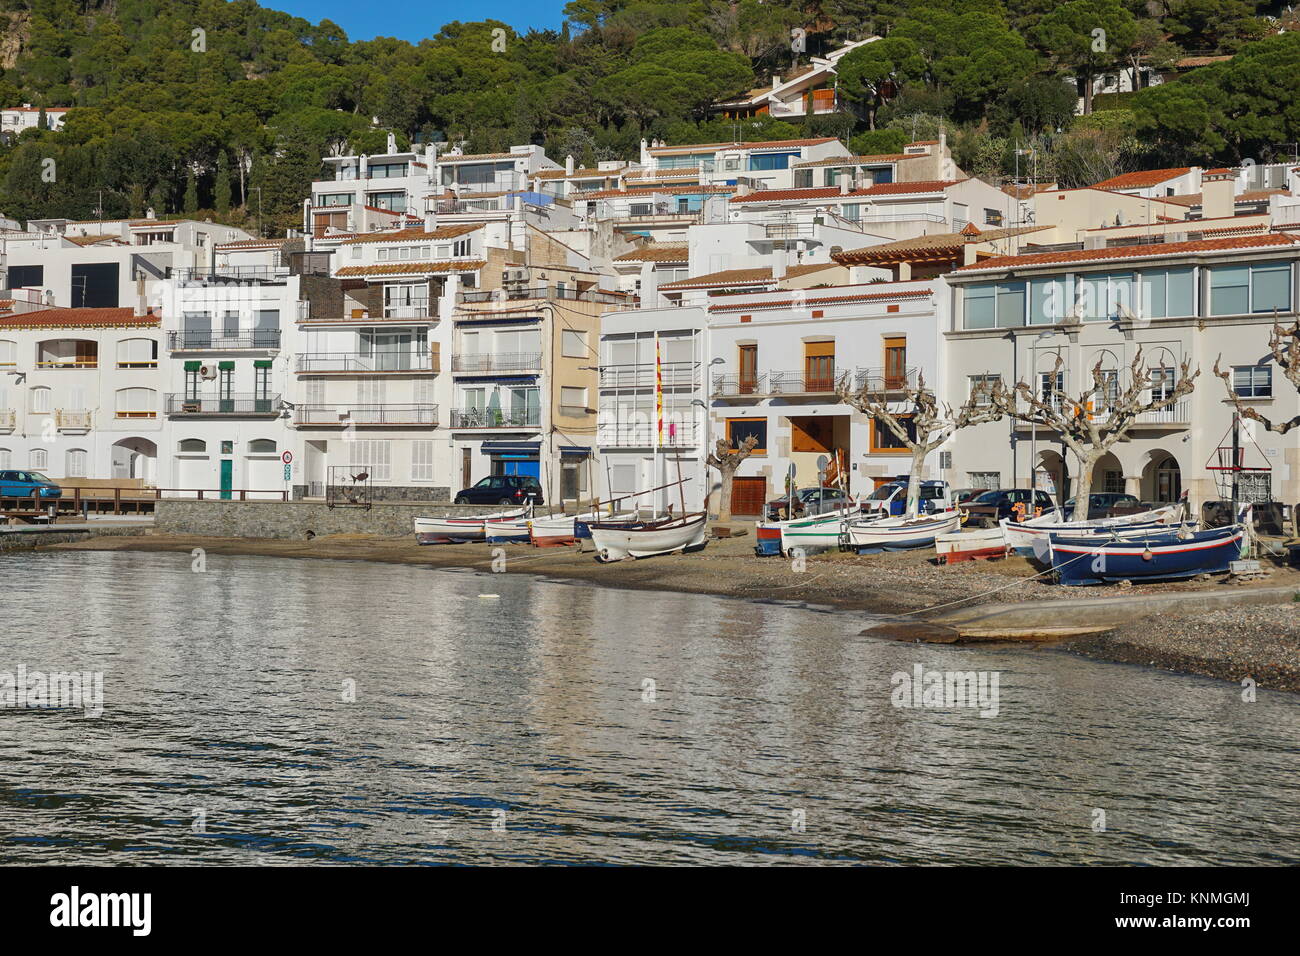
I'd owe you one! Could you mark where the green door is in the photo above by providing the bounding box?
[220,459,233,500]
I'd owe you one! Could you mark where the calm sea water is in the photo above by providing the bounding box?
[1,549,1297,865]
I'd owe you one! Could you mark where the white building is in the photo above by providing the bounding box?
[1,105,69,137]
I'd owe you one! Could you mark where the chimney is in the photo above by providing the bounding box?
[639,261,658,307]
[145,207,156,220]
[565,154,575,176]
[302,198,312,235]
[387,132,397,154]
[424,209,438,233]
[840,180,850,195]
[1202,168,1236,221]
[640,138,650,165]
[773,245,788,280]
[772,75,782,90]
[963,244,979,266]
[359,154,368,179]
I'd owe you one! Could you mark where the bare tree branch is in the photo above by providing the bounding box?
[1212,319,1300,435]
[705,435,759,522]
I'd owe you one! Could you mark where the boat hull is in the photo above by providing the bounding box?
[935,526,1007,564]
[777,508,869,554]
[590,514,708,561]
[413,508,527,545]
[484,518,532,543]
[1049,527,1244,585]
[845,511,962,552]
[1002,506,1178,553]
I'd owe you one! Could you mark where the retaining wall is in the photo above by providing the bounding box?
[154,499,488,538]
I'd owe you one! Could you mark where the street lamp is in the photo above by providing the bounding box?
[693,357,726,514]
[1030,329,1054,495]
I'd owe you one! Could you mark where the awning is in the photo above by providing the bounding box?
[559,445,591,457]
[218,360,235,370]
[481,441,541,457]
[253,359,272,368]
[183,360,201,371]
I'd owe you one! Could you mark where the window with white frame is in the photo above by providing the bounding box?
[117,337,157,367]
[30,448,47,469]
[350,439,391,482]
[560,386,587,411]
[0,339,15,367]
[562,330,587,358]
[30,386,50,414]
[453,239,471,257]
[0,447,10,469]
[968,374,1001,404]
[66,448,87,477]
[411,440,435,481]
[1210,261,1293,315]
[1232,364,1272,398]
[116,387,156,418]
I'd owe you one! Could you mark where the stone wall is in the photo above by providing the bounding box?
[155,499,488,538]
[290,485,451,502]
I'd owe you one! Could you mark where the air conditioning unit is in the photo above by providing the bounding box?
[198,364,218,379]
[503,268,528,284]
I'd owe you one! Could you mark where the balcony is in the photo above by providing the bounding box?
[1013,399,1191,431]
[296,352,439,374]
[457,286,632,306]
[171,266,291,283]
[599,362,697,389]
[166,393,282,417]
[381,304,436,320]
[169,330,281,351]
[54,409,93,433]
[449,407,541,429]
[598,420,699,447]
[294,404,438,427]
[452,352,543,374]
[0,408,15,432]
[712,366,919,399]
[764,223,817,240]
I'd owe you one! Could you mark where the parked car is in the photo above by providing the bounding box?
[963,488,1056,528]
[861,479,952,517]
[1062,492,1142,520]
[951,488,986,507]
[765,486,851,520]
[0,470,62,500]
[453,475,544,506]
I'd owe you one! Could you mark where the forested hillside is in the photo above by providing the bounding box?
[0,0,1292,233]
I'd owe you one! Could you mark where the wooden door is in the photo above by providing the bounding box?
[738,345,758,394]
[804,341,835,391]
[731,476,767,516]
[884,336,907,389]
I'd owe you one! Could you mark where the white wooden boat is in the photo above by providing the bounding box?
[844,510,962,552]
[590,513,708,561]
[484,513,534,543]
[413,507,528,544]
[935,526,1007,564]
[776,506,874,554]
[1001,505,1179,553]
[529,510,638,547]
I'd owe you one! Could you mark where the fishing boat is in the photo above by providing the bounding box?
[589,512,708,561]
[530,510,639,547]
[1000,505,1180,554]
[413,507,528,545]
[1046,525,1245,586]
[483,513,534,543]
[842,509,963,553]
[935,525,1008,564]
[776,506,872,554]
[1029,519,1200,564]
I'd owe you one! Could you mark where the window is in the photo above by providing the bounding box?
[1210,262,1292,315]
[749,152,795,171]
[738,344,758,393]
[559,386,587,410]
[841,203,860,221]
[967,471,1000,490]
[0,448,9,470]
[1102,470,1124,494]
[30,386,50,414]
[1075,272,1133,321]
[453,239,471,257]
[178,439,207,453]
[318,193,353,207]
[116,338,157,368]
[963,282,1026,329]
[116,387,157,418]
[883,337,907,388]
[561,330,587,358]
[350,439,392,482]
[0,339,15,367]
[1137,268,1195,318]
[968,374,1001,404]
[31,448,47,469]
[726,418,767,454]
[1232,365,1273,398]
[1029,277,1066,325]
[248,439,276,454]
[804,341,835,391]
[411,440,435,481]
[870,415,914,453]
[984,208,1003,226]
[66,448,87,478]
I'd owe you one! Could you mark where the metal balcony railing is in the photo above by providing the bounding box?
[764,223,817,239]
[853,366,919,393]
[296,352,437,374]
[451,351,543,373]
[767,369,850,395]
[598,362,697,389]
[381,303,436,320]
[294,404,438,426]
[597,420,699,447]
[712,372,767,397]
[449,407,541,429]
[169,330,281,350]
[171,266,291,282]
[711,366,920,397]
[36,358,97,369]
[166,393,282,417]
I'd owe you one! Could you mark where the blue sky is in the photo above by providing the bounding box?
[276,1,569,42]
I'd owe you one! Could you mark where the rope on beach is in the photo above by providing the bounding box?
[895,550,1100,617]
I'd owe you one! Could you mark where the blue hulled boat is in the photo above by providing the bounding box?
[1047,525,1245,586]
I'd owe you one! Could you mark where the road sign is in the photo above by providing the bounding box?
[281,451,293,464]
[283,464,292,481]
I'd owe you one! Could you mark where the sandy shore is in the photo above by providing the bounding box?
[42,530,1300,692]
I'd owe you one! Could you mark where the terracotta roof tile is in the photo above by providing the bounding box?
[613,243,689,263]
[659,262,840,290]
[792,153,919,168]
[0,307,158,328]
[339,223,481,245]
[730,180,959,203]
[334,259,486,277]
[956,232,1300,272]
[833,226,1050,263]
[1091,167,1193,190]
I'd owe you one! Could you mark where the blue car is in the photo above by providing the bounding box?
[0,470,62,499]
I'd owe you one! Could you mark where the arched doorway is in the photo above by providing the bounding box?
[1035,449,1067,505]
[1142,452,1182,503]
[112,438,157,484]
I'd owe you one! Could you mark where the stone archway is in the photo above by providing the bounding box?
[1140,449,1183,504]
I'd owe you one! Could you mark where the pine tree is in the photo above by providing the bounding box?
[214,152,232,215]
[183,169,199,215]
